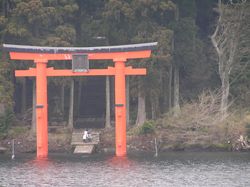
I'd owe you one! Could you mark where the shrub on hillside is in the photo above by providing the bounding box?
[0,108,14,138]
[156,90,249,148]
[139,121,155,134]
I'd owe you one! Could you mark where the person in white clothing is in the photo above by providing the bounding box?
[83,130,88,142]
[83,129,91,142]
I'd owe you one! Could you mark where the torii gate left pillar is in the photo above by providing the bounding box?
[3,42,157,158]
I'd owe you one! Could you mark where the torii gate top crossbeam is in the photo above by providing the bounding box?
[3,42,157,61]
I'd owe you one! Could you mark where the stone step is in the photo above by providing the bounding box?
[74,145,95,154]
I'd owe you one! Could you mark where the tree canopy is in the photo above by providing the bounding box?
[0,0,249,126]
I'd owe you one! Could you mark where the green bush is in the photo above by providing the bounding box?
[139,121,155,134]
[8,126,29,138]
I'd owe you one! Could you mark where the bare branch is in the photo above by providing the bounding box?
[211,0,223,56]
[229,0,246,5]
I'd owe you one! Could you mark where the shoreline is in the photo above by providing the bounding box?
[1,126,249,155]
[1,148,249,159]
[0,139,247,156]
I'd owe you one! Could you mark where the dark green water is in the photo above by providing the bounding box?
[0,152,249,186]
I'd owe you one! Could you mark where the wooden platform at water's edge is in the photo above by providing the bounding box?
[71,130,100,154]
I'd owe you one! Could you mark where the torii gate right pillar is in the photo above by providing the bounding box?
[114,59,127,156]
[35,59,48,158]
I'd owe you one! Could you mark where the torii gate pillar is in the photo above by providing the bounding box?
[114,59,126,156]
[35,59,48,157]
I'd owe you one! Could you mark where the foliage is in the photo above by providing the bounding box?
[0,0,249,135]
[0,59,14,110]
[139,121,155,134]
[0,108,14,138]
[7,126,29,138]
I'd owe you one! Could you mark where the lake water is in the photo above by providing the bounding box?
[0,152,249,187]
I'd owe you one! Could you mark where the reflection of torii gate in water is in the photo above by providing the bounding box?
[3,42,157,158]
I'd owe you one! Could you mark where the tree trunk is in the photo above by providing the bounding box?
[110,77,115,122]
[31,79,36,133]
[168,64,173,111]
[151,91,160,120]
[3,0,10,17]
[173,66,180,116]
[77,79,83,117]
[105,76,111,128]
[136,82,146,126]
[68,79,74,129]
[220,72,230,118]
[21,77,26,114]
[126,77,130,126]
[151,97,156,120]
[172,4,180,116]
[61,83,65,117]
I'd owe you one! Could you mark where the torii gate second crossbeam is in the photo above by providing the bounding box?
[3,42,157,158]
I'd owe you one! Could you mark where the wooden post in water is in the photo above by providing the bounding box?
[154,138,158,157]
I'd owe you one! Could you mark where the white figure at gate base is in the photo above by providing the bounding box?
[83,129,91,142]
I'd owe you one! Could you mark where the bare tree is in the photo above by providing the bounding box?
[211,0,246,118]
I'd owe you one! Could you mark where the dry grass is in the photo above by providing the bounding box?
[155,91,249,150]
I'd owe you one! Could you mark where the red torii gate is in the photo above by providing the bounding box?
[3,42,157,158]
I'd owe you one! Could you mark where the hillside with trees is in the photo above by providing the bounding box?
[0,0,250,152]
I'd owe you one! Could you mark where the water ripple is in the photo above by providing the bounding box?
[0,152,249,187]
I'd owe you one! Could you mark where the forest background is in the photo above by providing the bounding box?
[0,0,249,151]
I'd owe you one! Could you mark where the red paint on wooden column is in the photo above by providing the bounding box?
[114,60,127,157]
[35,59,48,158]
